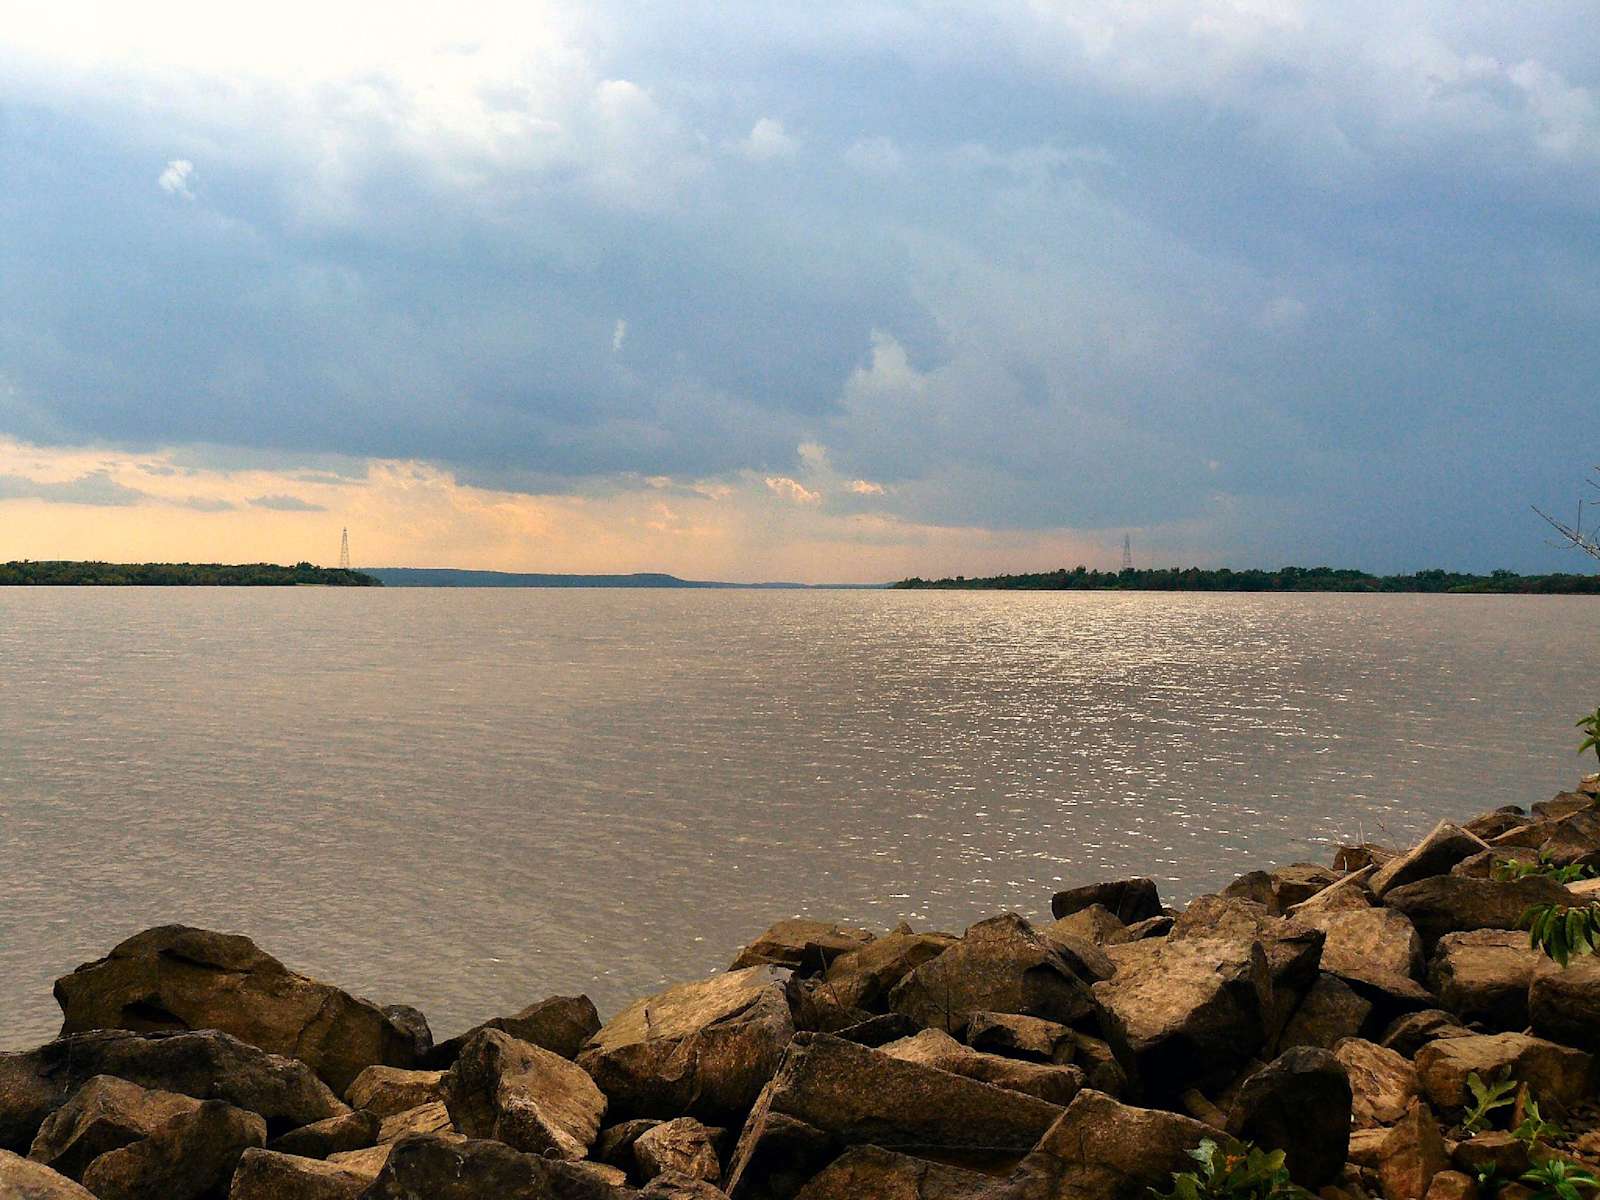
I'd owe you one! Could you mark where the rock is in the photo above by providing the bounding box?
[1370,823,1490,898]
[1529,956,1600,1053]
[343,1066,445,1118]
[820,933,957,1012]
[596,1118,665,1169]
[1044,905,1130,947]
[1225,865,1344,915]
[0,1030,346,1153]
[1278,974,1373,1051]
[634,1118,723,1183]
[1374,1100,1449,1200]
[889,914,1101,1036]
[226,1148,373,1199]
[1226,1048,1351,1188]
[881,1029,1085,1105]
[1064,1032,1128,1098]
[571,1161,632,1189]
[1168,897,1325,994]
[1288,867,1377,917]
[1383,876,1572,951]
[1124,915,1175,939]
[792,1145,989,1200]
[725,1033,1063,1192]
[360,1134,631,1199]
[1414,1034,1593,1114]
[266,1109,379,1159]
[720,1111,834,1199]
[1451,1131,1530,1179]
[785,977,874,1035]
[831,1014,921,1048]
[639,1171,731,1198]
[965,1012,1073,1063]
[1336,845,1397,872]
[376,1101,452,1144]
[0,1150,97,1199]
[1465,809,1533,840]
[729,920,875,973]
[1050,879,1164,924]
[1333,1038,1420,1129]
[1093,935,1271,1097]
[379,1006,434,1063]
[26,1075,199,1180]
[79,1098,266,1200]
[999,1088,1214,1200]
[53,926,417,1093]
[426,994,601,1067]
[1537,809,1600,867]
[1299,906,1424,981]
[1380,1011,1474,1059]
[1422,1169,1478,1200]
[442,1028,605,1160]
[1428,931,1554,1031]
[579,966,795,1122]
[1033,928,1117,982]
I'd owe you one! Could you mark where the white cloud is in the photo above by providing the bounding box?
[611,318,627,352]
[738,116,797,161]
[157,158,194,199]
[844,135,903,174]
[764,475,820,504]
[849,479,886,495]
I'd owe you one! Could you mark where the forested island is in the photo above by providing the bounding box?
[894,565,1600,593]
[0,561,381,586]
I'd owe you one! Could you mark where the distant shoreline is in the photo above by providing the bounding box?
[0,561,380,587]
[893,565,1600,594]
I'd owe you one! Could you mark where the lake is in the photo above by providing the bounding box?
[0,587,1593,1049]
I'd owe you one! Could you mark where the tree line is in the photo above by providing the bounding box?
[0,561,382,586]
[892,565,1600,593]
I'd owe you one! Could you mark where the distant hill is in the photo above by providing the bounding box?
[0,561,380,586]
[893,565,1600,593]
[367,568,883,589]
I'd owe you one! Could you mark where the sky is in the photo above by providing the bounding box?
[1,2,1598,582]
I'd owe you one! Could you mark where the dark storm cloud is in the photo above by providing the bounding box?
[2,1,1599,570]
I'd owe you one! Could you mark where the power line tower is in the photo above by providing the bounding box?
[338,528,351,571]
[1121,533,1133,572]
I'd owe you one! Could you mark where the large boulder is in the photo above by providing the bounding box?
[820,932,957,1012]
[1333,1038,1419,1129]
[1298,907,1424,982]
[344,1067,445,1119]
[997,1089,1213,1200]
[888,914,1101,1035]
[1278,974,1372,1051]
[1167,897,1325,1035]
[425,995,601,1067]
[1536,808,1600,867]
[0,1151,97,1199]
[360,1134,631,1199]
[1414,1033,1593,1114]
[1226,1048,1352,1188]
[226,1148,373,1200]
[724,1033,1063,1193]
[730,920,875,973]
[965,1012,1073,1063]
[1092,936,1271,1097]
[0,1030,346,1152]
[1050,879,1163,924]
[633,1118,724,1184]
[26,1075,199,1180]
[53,927,417,1092]
[1529,956,1600,1053]
[1427,931,1554,1030]
[792,1145,989,1200]
[578,966,795,1122]
[1370,823,1489,898]
[442,1028,605,1160]
[79,1098,266,1200]
[880,1030,1085,1105]
[1383,876,1571,951]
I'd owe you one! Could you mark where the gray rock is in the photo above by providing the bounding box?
[26,1075,199,1180]
[1226,1048,1351,1188]
[378,1006,433,1063]
[889,914,1102,1035]
[53,926,416,1093]
[79,1098,266,1200]
[579,966,795,1122]
[442,1028,606,1160]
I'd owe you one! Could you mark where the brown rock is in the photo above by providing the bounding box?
[1384,877,1572,952]
[0,1030,346,1153]
[1414,1033,1593,1114]
[1529,956,1600,1053]
[1033,928,1117,983]
[1300,907,1424,981]
[425,994,601,1067]
[1049,878,1163,924]
[579,966,795,1122]
[1043,905,1130,946]
[375,1101,452,1144]
[965,1012,1073,1063]
[1278,974,1373,1051]
[80,1098,266,1200]
[729,920,875,973]
[226,1148,373,1199]
[1371,823,1491,898]
[889,914,1101,1035]
[1451,1130,1530,1179]
[1226,864,1344,915]
[344,1067,445,1118]
[53,926,416,1093]
[442,1028,605,1160]
[1428,931,1554,1031]
[360,1134,631,1199]
[639,1171,731,1198]
[1464,809,1533,841]
[1288,867,1377,917]
[1421,1169,1477,1200]
[1226,1048,1352,1188]
[1380,1011,1473,1059]
[1374,1100,1449,1200]
[265,1109,379,1159]
[26,1075,199,1180]
[634,1118,723,1183]
[792,1145,989,1200]
[881,1029,1085,1105]
[1333,1038,1420,1129]
[1537,809,1600,867]
[0,1150,97,1199]
[821,933,957,1012]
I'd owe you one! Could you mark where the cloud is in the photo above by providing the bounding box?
[0,469,144,506]
[849,479,886,495]
[738,117,798,160]
[157,159,194,199]
[764,476,820,504]
[611,318,627,352]
[248,494,326,512]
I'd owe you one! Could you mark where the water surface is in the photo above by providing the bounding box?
[1,588,1593,1048]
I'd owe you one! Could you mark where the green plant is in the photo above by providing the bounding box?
[1464,1070,1519,1132]
[1524,903,1600,967]
[1521,1158,1600,1200]
[1580,707,1600,767]
[1513,1096,1565,1147]
[1149,1139,1311,1200]
[1496,853,1599,885]
[1477,1164,1509,1198]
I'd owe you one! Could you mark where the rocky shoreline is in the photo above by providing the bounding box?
[6,777,1600,1199]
